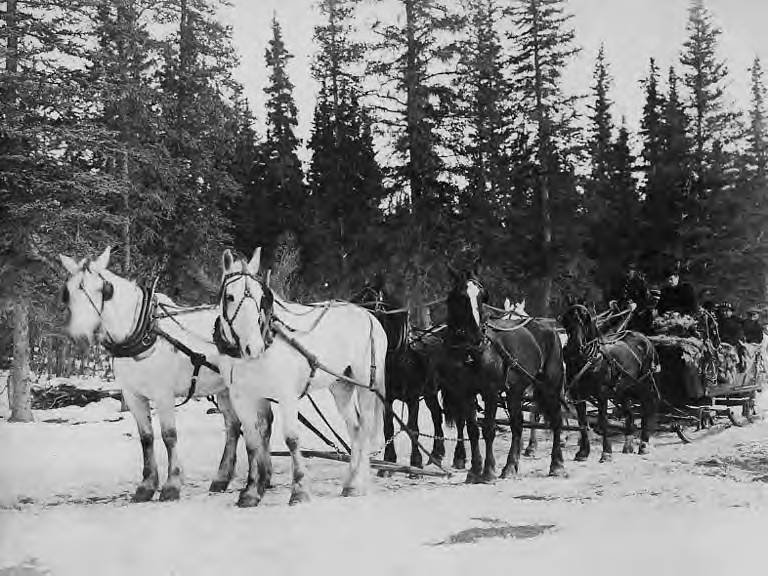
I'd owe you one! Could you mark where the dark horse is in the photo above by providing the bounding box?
[354,284,446,472]
[439,269,566,482]
[561,304,659,462]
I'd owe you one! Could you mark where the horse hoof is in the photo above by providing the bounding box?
[500,465,517,479]
[159,485,180,502]
[638,444,649,456]
[377,469,394,478]
[480,471,497,484]
[236,491,261,508]
[622,445,635,454]
[523,448,536,458]
[131,486,156,503]
[209,480,229,493]
[574,452,589,462]
[453,459,466,470]
[465,471,482,484]
[599,453,612,463]
[341,486,364,497]
[548,465,567,478]
[289,490,311,506]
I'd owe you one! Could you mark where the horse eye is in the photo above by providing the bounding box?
[226,294,235,303]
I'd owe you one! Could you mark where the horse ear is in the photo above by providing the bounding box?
[247,247,261,275]
[266,269,272,287]
[91,246,112,272]
[222,249,234,272]
[59,254,80,275]
[504,297,511,311]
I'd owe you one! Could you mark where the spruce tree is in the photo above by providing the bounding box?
[237,16,306,261]
[157,0,250,301]
[1,0,121,420]
[305,0,385,295]
[453,0,524,285]
[507,0,581,314]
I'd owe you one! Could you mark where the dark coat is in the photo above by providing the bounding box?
[743,319,764,344]
[657,283,697,316]
[718,316,745,345]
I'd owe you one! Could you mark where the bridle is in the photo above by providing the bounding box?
[63,268,114,318]
[216,270,274,356]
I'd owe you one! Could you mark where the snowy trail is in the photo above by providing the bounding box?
[3,388,768,576]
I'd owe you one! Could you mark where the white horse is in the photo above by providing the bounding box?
[215,248,387,507]
[59,246,272,502]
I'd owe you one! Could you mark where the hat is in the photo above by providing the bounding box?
[747,307,760,315]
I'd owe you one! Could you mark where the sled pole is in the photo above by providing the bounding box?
[269,449,451,478]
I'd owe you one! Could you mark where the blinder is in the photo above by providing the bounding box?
[102,280,114,301]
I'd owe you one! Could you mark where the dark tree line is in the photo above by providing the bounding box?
[2,0,767,420]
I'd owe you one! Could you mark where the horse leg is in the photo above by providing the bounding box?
[425,393,445,466]
[621,398,636,454]
[501,386,524,478]
[377,397,396,478]
[598,397,612,463]
[464,396,483,484]
[638,392,657,455]
[331,381,371,497]
[228,382,273,508]
[574,401,590,461]
[123,389,158,502]
[480,392,498,483]
[210,389,241,493]
[407,396,423,470]
[453,415,467,470]
[156,400,182,501]
[281,395,311,505]
[524,409,539,457]
[539,388,566,477]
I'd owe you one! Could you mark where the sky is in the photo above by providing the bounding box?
[220,0,768,143]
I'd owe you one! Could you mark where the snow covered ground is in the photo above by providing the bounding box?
[3,378,768,576]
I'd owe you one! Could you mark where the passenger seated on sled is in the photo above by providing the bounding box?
[657,266,697,317]
[743,308,764,344]
[628,288,660,335]
[716,302,744,345]
[717,302,747,371]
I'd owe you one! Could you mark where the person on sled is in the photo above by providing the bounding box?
[742,308,764,344]
[657,265,697,317]
[717,302,747,371]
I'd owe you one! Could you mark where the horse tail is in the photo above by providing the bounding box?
[440,388,459,428]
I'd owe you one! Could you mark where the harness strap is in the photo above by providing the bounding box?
[485,332,540,386]
[153,325,220,407]
[306,394,351,454]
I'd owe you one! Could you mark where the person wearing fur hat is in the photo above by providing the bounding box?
[657,265,697,317]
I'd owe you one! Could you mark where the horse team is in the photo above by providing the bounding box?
[58,246,660,507]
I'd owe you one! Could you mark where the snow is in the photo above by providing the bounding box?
[3,382,768,576]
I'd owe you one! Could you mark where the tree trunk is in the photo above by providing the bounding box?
[9,298,34,422]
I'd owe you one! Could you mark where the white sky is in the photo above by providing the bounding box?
[221,0,768,143]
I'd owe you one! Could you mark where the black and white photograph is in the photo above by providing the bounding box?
[2,0,768,574]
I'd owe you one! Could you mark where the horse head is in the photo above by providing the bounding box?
[445,265,488,345]
[561,303,598,350]
[218,247,273,359]
[58,246,117,346]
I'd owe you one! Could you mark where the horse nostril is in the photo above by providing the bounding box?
[245,345,252,356]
